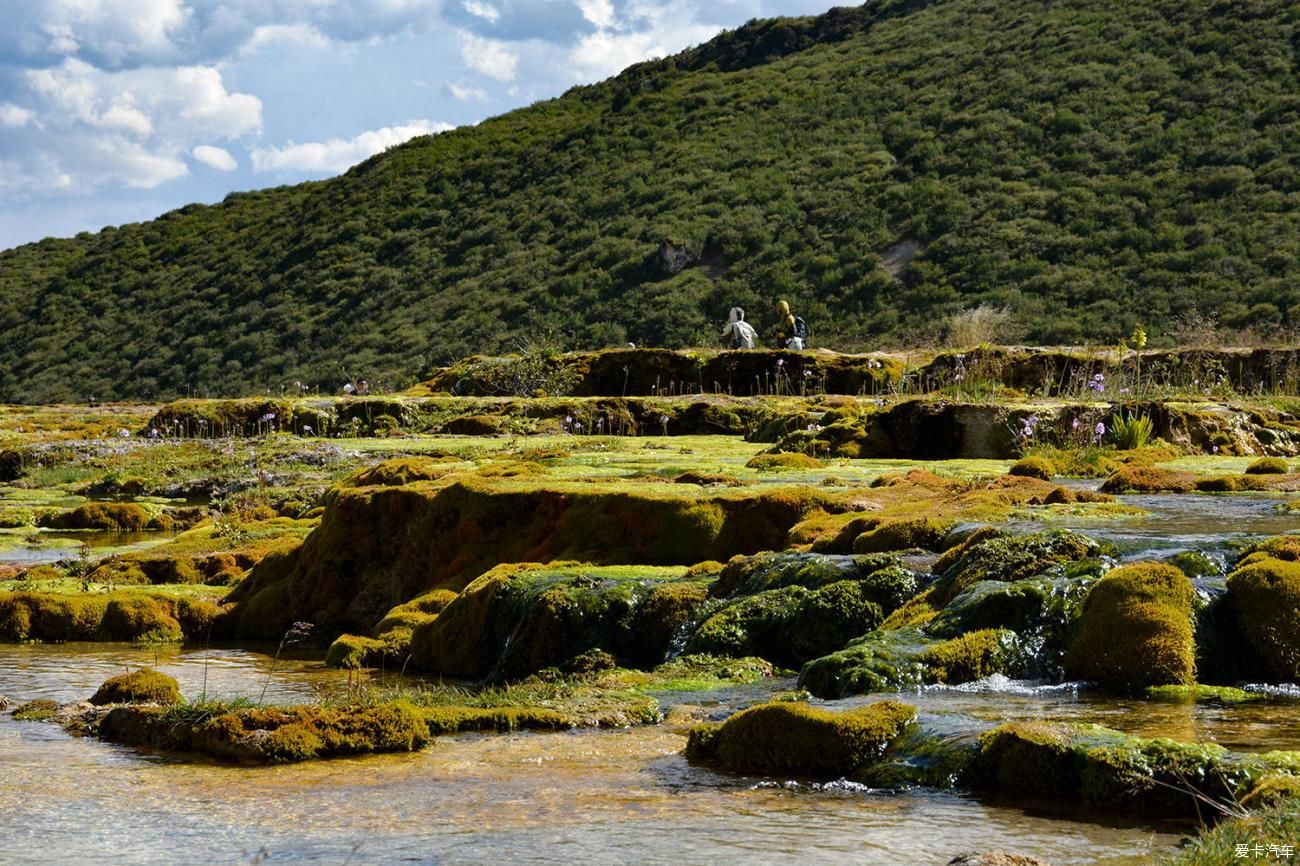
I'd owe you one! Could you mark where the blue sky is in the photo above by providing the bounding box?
[0,0,841,251]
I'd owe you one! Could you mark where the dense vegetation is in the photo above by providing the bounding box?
[2,0,1298,402]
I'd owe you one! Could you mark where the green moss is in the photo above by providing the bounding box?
[1065,562,1196,690]
[789,581,886,661]
[411,563,710,679]
[918,629,1020,684]
[930,529,1099,609]
[1245,457,1290,475]
[0,590,217,642]
[686,585,805,663]
[1166,550,1221,579]
[1009,456,1057,480]
[1144,685,1262,704]
[745,452,825,471]
[684,699,915,776]
[90,668,181,705]
[101,701,435,764]
[852,517,955,553]
[797,628,931,697]
[42,502,152,531]
[1100,466,1197,494]
[324,634,387,669]
[976,721,1300,818]
[12,699,60,721]
[1238,775,1300,810]
[1226,556,1300,682]
[342,456,460,487]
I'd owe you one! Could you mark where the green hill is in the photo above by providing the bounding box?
[2,0,1298,403]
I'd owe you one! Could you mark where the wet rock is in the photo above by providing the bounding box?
[974,720,1300,817]
[1064,562,1196,690]
[90,669,181,706]
[685,699,916,776]
[1225,552,1300,681]
[948,853,1054,866]
[0,695,11,711]
[411,563,712,679]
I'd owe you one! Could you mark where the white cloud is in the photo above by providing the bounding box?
[43,0,191,66]
[575,0,616,29]
[193,144,237,171]
[243,23,332,54]
[6,58,260,194]
[568,0,723,79]
[250,119,452,175]
[26,59,261,141]
[446,82,487,101]
[462,0,500,22]
[0,104,35,127]
[459,33,518,81]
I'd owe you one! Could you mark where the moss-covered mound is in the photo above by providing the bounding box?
[1099,466,1197,494]
[798,627,1023,698]
[929,529,1101,610]
[1245,457,1291,475]
[975,721,1300,817]
[99,702,426,763]
[231,474,829,639]
[1064,562,1196,690]
[685,699,915,777]
[11,699,60,721]
[1008,456,1057,480]
[0,591,220,643]
[342,456,460,487]
[41,502,152,531]
[409,564,710,679]
[1226,555,1300,682]
[89,669,181,706]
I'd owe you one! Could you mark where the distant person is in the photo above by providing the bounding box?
[357,379,371,396]
[772,300,808,350]
[721,307,757,349]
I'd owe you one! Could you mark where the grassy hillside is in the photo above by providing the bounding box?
[2,0,1298,402]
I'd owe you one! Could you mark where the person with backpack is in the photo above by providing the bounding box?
[772,299,808,349]
[721,307,758,349]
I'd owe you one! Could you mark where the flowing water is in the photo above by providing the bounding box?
[0,643,1186,866]
[4,491,1300,865]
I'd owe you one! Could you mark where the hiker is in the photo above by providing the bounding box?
[772,300,808,350]
[721,307,757,349]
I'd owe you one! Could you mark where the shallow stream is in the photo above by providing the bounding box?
[4,490,1300,864]
[0,644,1190,866]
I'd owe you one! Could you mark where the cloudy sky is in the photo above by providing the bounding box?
[0,0,840,251]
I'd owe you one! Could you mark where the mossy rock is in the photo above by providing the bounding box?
[930,529,1100,609]
[101,701,434,763]
[411,564,711,679]
[918,629,1021,684]
[1008,456,1057,480]
[797,628,932,697]
[325,634,388,669]
[12,699,60,721]
[1226,555,1300,681]
[90,668,181,705]
[685,699,915,777]
[1099,466,1196,494]
[42,502,152,531]
[686,585,807,664]
[343,457,458,487]
[745,452,825,471]
[975,721,1298,817]
[1064,562,1196,690]
[1245,456,1290,475]
[1165,550,1221,579]
[852,517,955,554]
